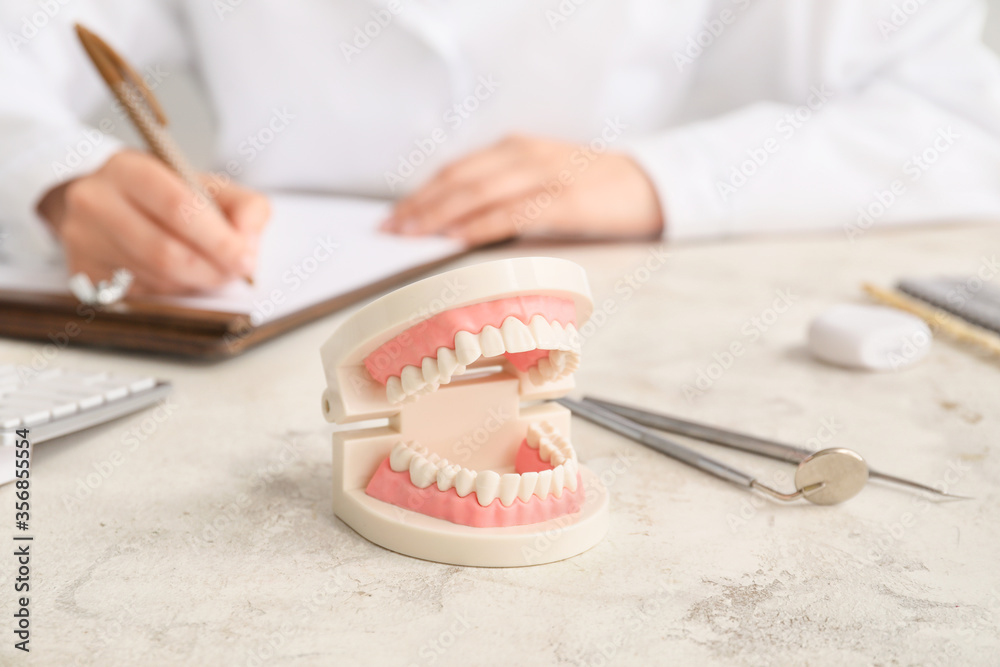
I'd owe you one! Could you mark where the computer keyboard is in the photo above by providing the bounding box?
[0,366,171,484]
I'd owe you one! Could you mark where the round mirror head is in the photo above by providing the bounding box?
[795,448,869,505]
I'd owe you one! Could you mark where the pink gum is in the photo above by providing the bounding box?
[365,459,584,528]
[363,295,576,385]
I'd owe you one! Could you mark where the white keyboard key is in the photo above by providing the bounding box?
[20,408,52,427]
[47,370,102,385]
[81,379,129,400]
[50,401,80,419]
[0,412,22,429]
[23,383,95,399]
[77,393,105,410]
[103,385,129,402]
[16,389,79,404]
[0,367,171,486]
[3,396,54,410]
[24,383,106,411]
[127,377,157,393]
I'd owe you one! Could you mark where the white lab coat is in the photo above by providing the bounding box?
[2,0,1000,259]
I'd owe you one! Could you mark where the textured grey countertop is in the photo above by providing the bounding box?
[1,224,997,666]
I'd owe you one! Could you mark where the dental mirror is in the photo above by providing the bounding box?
[794,448,869,505]
[581,396,971,501]
[751,448,869,505]
[561,398,876,506]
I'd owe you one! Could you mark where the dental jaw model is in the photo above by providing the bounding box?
[320,258,608,566]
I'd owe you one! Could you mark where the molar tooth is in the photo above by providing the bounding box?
[538,436,556,462]
[401,365,425,394]
[389,442,415,472]
[409,456,437,488]
[407,452,426,472]
[550,350,568,372]
[454,330,482,365]
[437,464,461,492]
[544,427,576,466]
[500,317,535,353]
[541,424,568,450]
[564,443,577,463]
[564,459,578,491]
[526,423,543,449]
[421,357,439,385]
[528,367,543,385]
[517,472,538,502]
[499,473,520,507]
[528,315,558,349]
[534,469,553,500]
[475,470,501,507]
[386,376,405,404]
[549,352,574,380]
[478,325,505,358]
[537,357,555,380]
[419,460,441,488]
[551,465,566,497]
[564,352,581,372]
[454,468,477,497]
[426,452,441,466]
[554,432,576,462]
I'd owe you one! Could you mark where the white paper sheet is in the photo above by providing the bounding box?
[0,193,464,326]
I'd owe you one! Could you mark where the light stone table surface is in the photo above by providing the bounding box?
[1,224,998,667]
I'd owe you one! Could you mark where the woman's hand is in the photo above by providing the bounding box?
[38,150,270,295]
[383,135,664,246]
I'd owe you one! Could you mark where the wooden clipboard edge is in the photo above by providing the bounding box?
[0,251,466,359]
[0,289,248,332]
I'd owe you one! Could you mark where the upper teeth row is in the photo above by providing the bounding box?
[388,438,579,507]
[526,421,576,466]
[385,316,581,404]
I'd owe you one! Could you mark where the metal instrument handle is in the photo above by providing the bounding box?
[583,396,814,464]
[556,398,757,488]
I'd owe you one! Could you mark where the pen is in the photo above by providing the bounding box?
[74,24,254,285]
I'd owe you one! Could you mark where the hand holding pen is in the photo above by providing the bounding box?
[37,25,269,296]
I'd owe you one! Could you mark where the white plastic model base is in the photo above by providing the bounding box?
[320,258,608,567]
[808,304,933,371]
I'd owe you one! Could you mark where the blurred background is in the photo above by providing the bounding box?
[990,0,1000,46]
[97,3,1000,172]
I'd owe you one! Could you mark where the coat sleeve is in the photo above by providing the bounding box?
[621,0,1000,241]
[0,0,189,258]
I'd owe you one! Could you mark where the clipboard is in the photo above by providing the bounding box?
[0,193,466,358]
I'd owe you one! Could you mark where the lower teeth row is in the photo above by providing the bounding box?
[388,439,578,507]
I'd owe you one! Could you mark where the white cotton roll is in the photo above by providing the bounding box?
[808,304,932,371]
